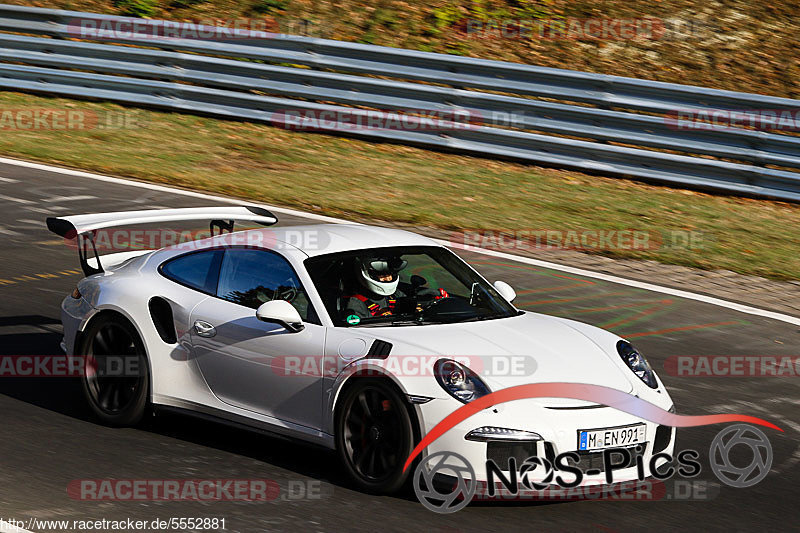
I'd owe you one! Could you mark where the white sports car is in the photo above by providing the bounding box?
[50,206,675,494]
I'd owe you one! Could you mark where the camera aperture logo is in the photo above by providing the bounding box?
[413,451,476,514]
[710,424,772,488]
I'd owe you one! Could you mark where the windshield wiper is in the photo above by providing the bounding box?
[439,313,508,324]
[351,313,420,327]
[390,315,438,326]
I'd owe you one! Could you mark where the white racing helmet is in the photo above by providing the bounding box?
[357,256,408,297]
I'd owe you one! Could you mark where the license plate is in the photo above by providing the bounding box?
[578,424,646,451]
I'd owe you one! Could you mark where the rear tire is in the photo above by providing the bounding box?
[335,379,416,494]
[78,314,149,426]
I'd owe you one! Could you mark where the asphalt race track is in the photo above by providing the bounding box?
[0,160,797,532]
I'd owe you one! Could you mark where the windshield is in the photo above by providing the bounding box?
[304,246,518,327]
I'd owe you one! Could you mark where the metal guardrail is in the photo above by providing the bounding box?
[0,4,799,200]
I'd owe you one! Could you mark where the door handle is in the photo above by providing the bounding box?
[193,320,217,338]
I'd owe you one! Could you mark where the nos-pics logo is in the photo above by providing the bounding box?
[413,424,773,514]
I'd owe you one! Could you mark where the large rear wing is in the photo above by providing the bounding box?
[46,205,278,276]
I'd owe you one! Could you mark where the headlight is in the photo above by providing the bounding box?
[617,340,658,389]
[434,359,491,403]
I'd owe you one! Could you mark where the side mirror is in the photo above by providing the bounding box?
[493,280,516,303]
[256,300,304,333]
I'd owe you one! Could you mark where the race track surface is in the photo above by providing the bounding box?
[0,161,797,532]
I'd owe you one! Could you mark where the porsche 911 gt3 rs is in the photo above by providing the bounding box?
[49,206,675,494]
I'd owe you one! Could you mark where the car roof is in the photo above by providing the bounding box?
[267,223,440,257]
[156,223,441,258]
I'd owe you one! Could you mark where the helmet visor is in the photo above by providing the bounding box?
[365,257,407,282]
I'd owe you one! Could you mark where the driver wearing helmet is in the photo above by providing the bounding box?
[341,256,449,320]
[341,256,408,319]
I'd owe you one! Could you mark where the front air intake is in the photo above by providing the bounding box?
[366,339,393,358]
[148,297,177,344]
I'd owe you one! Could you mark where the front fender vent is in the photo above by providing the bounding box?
[366,339,393,358]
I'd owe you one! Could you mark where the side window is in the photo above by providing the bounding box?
[217,249,316,323]
[160,250,222,294]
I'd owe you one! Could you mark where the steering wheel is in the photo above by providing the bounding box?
[418,295,449,314]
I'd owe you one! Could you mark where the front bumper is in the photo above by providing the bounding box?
[415,396,676,485]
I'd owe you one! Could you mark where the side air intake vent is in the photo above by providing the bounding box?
[148,297,177,344]
[367,339,393,358]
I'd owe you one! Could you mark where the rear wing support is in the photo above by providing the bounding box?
[77,231,103,276]
[211,219,235,236]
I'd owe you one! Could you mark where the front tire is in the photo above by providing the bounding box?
[335,379,416,494]
[79,314,149,426]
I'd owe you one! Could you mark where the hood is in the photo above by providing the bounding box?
[364,311,634,400]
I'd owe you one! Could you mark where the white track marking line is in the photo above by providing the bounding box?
[42,195,98,202]
[442,241,800,326]
[0,176,19,183]
[0,157,348,223]
[21,206,52,214]
[0,193,33,204]
[0,226,22,236]
[1,155,798,326]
